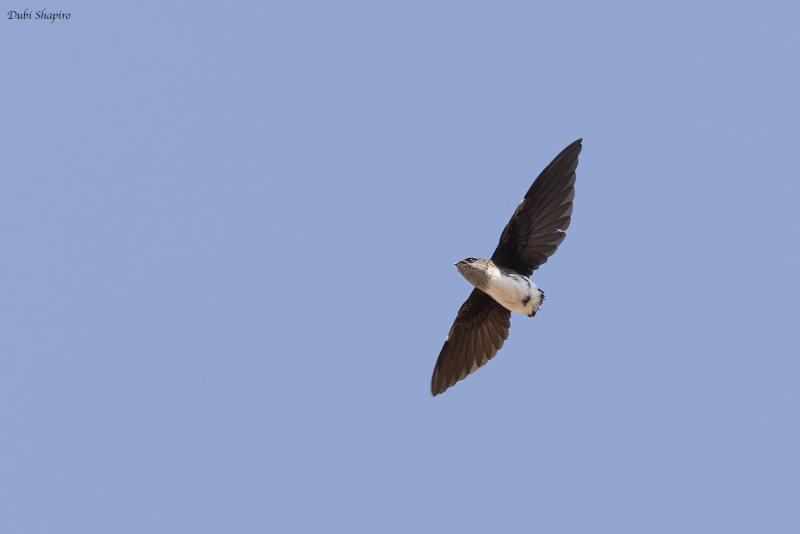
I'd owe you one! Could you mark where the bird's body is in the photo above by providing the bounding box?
[455,258,544,317]
[431,139,582,396]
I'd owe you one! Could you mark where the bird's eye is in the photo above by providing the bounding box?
[466,257,475,263]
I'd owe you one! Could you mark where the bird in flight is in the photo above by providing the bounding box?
[431,139,582,396]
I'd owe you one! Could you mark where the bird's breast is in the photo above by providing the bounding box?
[484,269,543,316]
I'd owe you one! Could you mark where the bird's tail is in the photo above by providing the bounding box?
[527,289,545,318]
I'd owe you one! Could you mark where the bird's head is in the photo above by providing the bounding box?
[455,257,492,289]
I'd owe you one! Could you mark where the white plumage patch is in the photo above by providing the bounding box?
[483,264,542,316]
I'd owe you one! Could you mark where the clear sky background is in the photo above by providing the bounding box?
[2,2,799,532]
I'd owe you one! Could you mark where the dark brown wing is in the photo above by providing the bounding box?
[491,139,582,276]
[431,289,511,396]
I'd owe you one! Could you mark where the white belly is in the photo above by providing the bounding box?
[483,266,543,316]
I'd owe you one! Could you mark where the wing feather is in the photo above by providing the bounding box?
[431,289,511,395]
[491,139,582,276]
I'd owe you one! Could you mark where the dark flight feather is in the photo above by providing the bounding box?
[491,139,581,276]
[431,289,511,396]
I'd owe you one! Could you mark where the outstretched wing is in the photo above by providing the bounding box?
[431,288,511,396]
[491,139,582,276]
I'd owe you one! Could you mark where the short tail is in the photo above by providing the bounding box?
[527,289,545,318]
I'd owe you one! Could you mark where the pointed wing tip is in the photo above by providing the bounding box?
[567,138,583,153]
[431,365,456,396]
[561,138,583,157]
[430,376,440,396]
[430,375,449,396]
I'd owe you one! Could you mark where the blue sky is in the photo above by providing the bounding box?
[2,2,799,532]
